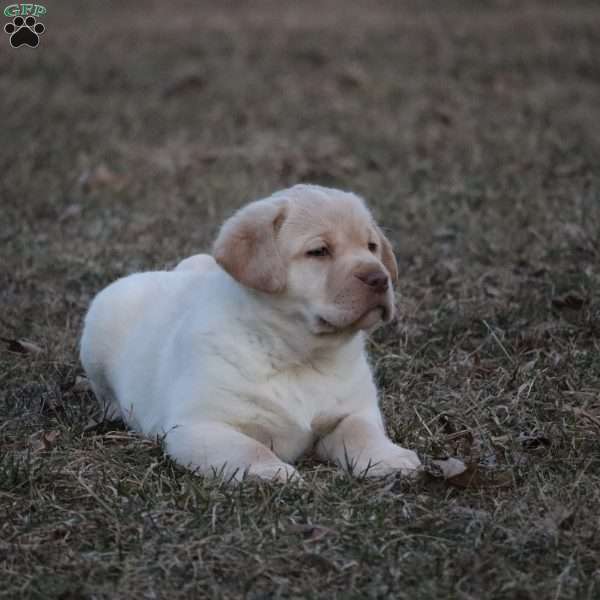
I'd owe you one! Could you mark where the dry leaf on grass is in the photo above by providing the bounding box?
[58,203,83,222]
[29,430,61,453]
[336,63,369,89]
[552,291,587,310]
[1,337,44,355]
[71,376,92,393]
[446,464,514,490]
[425,456,513,490]
[286,522,337,543]
[431,457,467,479]
[162,74,206,98]
[78,164,126,191]
[83,418,103,433]
[518,431,551,450]
[444,464,483,488]
[543,505,576,531]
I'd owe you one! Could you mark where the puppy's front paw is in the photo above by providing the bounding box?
[360,446,422,478]
[246,461,303,484]
[388,447,422,477]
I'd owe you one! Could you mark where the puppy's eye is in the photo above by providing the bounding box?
[306,246,330,258]
[368,242,378,253]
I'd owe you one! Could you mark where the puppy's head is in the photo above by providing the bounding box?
[213,184,398,335]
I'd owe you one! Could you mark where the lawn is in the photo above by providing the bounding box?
[1,1,599,598]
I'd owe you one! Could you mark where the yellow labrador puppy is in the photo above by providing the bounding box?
[80,185,427,482]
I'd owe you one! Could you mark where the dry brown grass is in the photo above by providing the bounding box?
[1,1,600,598]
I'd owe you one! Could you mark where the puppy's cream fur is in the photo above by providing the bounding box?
[80,185,423,482]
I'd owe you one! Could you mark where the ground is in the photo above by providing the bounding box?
[1,1,600,598]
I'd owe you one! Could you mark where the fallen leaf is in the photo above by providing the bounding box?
[552,291,586,310]
[71,376,91,392]
[162,74,206,98]
[293,47,328,66]
[286,522,336,542]
[1,338,43,355]
[518,432,551,450]
[433,226,457,241]
[44,430,61,443]
[445,463,483,488]
[545,506,575,530]
[336,64,369,89]
[446,465,513,489]
[305,526,336,543]
[437,413,457,434]
[431,457,467,479]
[29,430,61,453]
[84,418,102,433]
[554,161,585,177]
[484,284,502,298]
[58,203,83,222]
[79,164,126,191]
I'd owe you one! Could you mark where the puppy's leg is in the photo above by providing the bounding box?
[88,376,123,421]
[316,410,421,478]
[164,421,301,483]
[174,254,218,274]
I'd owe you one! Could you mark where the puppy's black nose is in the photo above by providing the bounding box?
[356,270,389,293]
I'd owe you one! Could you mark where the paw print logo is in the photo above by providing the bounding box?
[4,15,45,48]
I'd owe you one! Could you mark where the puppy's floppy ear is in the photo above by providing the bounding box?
[375,225,398,286]
[213,199,288,294]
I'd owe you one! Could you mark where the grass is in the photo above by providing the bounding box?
[1,1,600,598]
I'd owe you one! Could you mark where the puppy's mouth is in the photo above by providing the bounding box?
[316,316,339,334]
[316,305,389,335]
